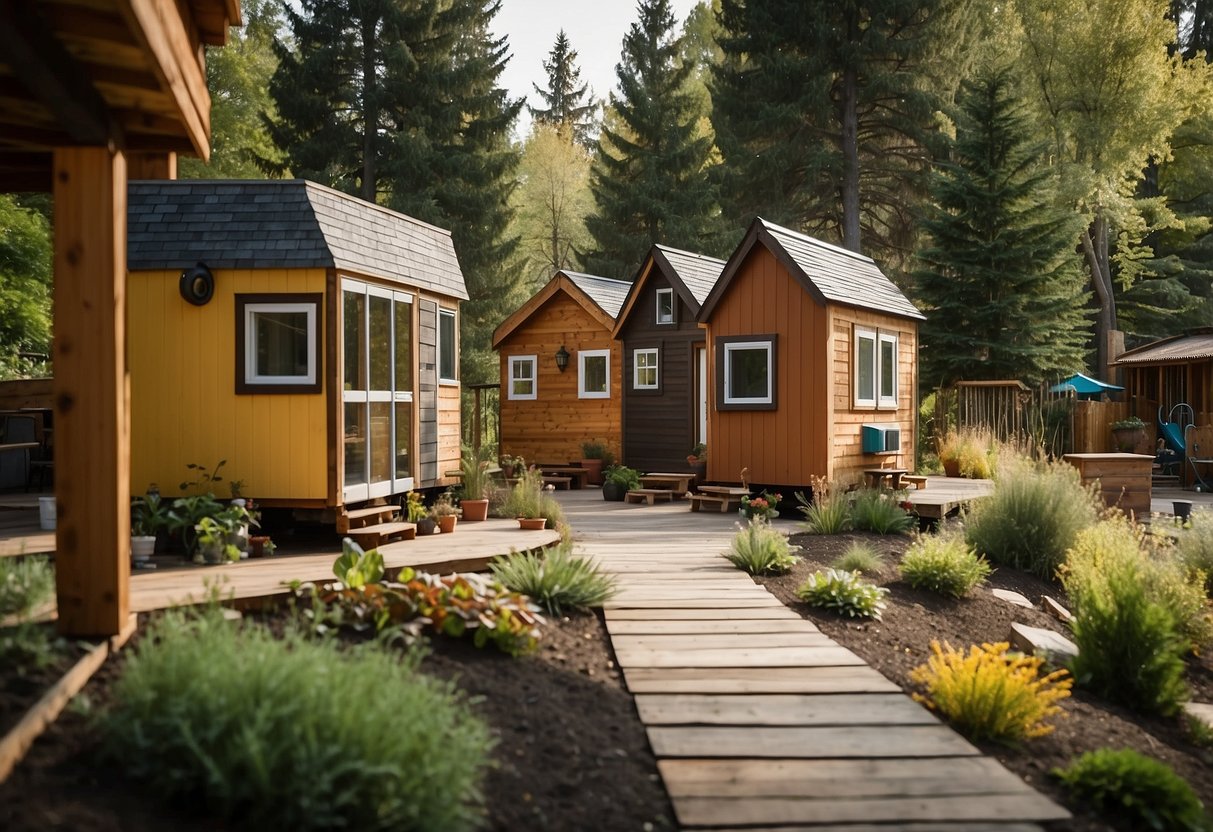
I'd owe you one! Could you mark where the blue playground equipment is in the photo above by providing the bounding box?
[1158,403,1213,491]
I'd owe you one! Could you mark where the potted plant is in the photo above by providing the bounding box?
[740,490,782,521]
[459,445,492,521]
[130,491,169,563]
[510,469,548,529]
[248,534,273,557]
[500,454,524,479]
[687,443,707,479]
[433,490,460,533]
[1111,416,1148,452]
[602,464,640,501]
[166,492,225,555]
[579,440,614,485]
[405,491,437,535]
[194,510,243,565]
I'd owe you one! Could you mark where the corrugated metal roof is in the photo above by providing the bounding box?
[655,244,726,306]
[563,271,631,319]
[127,179,468,300]
[1116,333,1213,365]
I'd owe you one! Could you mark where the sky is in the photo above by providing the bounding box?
[494,0,702,134]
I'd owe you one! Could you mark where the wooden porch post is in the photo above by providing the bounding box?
[52,147,130,637]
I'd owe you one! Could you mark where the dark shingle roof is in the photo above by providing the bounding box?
[654,244,726,306]
[127,180,468,300]
[563,271,631,319]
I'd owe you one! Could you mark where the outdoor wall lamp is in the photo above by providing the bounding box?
[555,345,570,372]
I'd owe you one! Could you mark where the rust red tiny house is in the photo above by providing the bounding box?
[698,219,925,490]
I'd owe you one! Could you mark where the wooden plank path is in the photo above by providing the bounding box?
[557,489,1068,830]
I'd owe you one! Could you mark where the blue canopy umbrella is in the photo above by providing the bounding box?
[1049,372,1124,400]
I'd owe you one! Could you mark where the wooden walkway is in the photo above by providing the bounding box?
[558,490,1069,830]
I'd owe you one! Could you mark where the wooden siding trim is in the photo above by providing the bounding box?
[494,274,614,348]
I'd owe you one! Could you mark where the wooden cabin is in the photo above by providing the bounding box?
[1117,329,1213,425]
[493,271,629,464]
[126,179,467,517]
[611,245,726,471]
[697,218,925,490]
[0,0,241,636]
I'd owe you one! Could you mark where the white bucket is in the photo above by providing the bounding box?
[38,496,56,531]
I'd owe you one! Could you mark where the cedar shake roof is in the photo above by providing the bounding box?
[699,218,924,322]
[1115,331,1213,365]
[492,270,630,348]
[563,271,631,319]
[654,245,727,306]
[127,179,469,300]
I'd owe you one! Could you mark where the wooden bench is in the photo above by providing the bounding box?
[903,475,928,490]
[347,521,417,548]
[625,488,674,505]
[689,493,743,513]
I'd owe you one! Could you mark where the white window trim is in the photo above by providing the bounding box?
[244,302,317,386]
[438,308,458,384]
[854,326,877,408]
[723,340,773,405]
[655,287,675,325]
[578,349,611,399]
[508,354,538,400]
[633,348,659,390]
[878,331,898,409]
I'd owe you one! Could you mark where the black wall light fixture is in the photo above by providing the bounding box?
[179,262,214,306]
[555,345,570,372]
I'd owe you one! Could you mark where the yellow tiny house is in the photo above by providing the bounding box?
[127,180,467,513]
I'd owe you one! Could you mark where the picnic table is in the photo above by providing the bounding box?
[638,472,693,497]
[690,484,750,513]
[539,465,590,489]
[863,468,908,490]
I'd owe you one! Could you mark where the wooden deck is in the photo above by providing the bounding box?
[556,489,1069,830]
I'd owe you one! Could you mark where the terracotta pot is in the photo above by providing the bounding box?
[942,458,961,478]
[461,498,489,521]
[438,515,457,534]
[579,458,604,485]
[517,517,547,530]
[248,535,271,557]
[1112,427,1147,453]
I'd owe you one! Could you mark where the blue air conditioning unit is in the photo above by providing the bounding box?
[861,424,901,453]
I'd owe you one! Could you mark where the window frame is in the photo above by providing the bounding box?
[438,307,458,384]
[655,287,675,325]
[854,325,899,410]
[716,334,777,410]
[578,348,611,399]
[508,354,538,400]
[633,347,659,391]
[235,293,322,394]
[878,331,898,409]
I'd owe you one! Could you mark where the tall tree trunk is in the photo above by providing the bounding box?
[360,14,378,203]
[1081,215,1116,379]
[840,10,861,253]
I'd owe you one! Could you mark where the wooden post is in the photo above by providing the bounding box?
[126,151,177,180]
[52,147,130,637]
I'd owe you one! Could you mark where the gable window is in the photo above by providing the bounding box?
[854,326,898,409]
[634,348,659,390]
[656,288,675,324]
[509,355,537,400]
[579,349,610,398]
[439,308,457,383]
[717,335,776,409]
[236,294,321,394]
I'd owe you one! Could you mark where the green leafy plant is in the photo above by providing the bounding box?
[831,541,885,574]
[97,608,492,831]
[604,464,641,490]
[1110,416,1147,431]
[849,488,915,535]
[724,520,797,575]
[166,492,225,554]
[489,539,616,615]
[500,468,544,520]
[797,484,851,535]
[910,640,1071,743]
[178,458,227,493]
[458,444,494,501]
[404,491,429,523]
[0,554,54,619]
[194,516,242,563]
[1054,749,1207,832]
[688,442,707,463]
[580,439,615,466]
[965,455,1099,579]
[131,491,170,537]
[333,538,385,588]
[900,527,991,598]
[795,568,888,620]
[740,490,782,521]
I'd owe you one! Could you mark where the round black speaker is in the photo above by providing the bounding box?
[179,263,215,306]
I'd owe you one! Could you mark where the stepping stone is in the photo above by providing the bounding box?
[1041,595,1073,623]
[1010,622,1077,665]
[1182,702,1213,730]
[992,588,1034,609]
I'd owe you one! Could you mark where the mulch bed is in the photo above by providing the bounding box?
[758,529,1213,832]
[0,623,88,737]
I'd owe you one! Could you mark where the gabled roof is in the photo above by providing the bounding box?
[1115,330,1213,365]
[127,179,468,300]
[492,270,631,348]
[698,218,924,322]
[612,244,727,336]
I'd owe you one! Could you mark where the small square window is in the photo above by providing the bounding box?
[236,294,321,394]
[509,355,537,400]
[579,349,610,399]
[634,348,659,390]
[656,288,675,324]
[717,336,776,409]
[439,308,457,383]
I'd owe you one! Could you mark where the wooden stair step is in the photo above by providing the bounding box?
[346,521,416,547]
[337,504,399,532]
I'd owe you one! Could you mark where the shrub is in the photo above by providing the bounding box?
[965,455,1099,579]
[849,488,915,535]
[98,609,492,831]
[0,555,54,619]
[832,541,884,574]
[795,568,888,620]
[1174,507,1213,595]
[490,539,616,615]
[1054,749,1207,832]
[1063,518,1189,715]
[937,429,996,479]
[900,528,991,598]
[498,468,544,519]
[797,487,851,535]
[910,640,1071,743]
[604,464,641,491]
[724,520,797,575]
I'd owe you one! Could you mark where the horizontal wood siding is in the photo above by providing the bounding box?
[829,306,918,487]
[128,268,328,501]
[498,291,622,464]
[619,270,703,471]
[705,247,828,486]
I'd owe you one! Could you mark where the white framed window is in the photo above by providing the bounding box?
[634,348,659,390]
[439,308,458,383]
[879,332,898,408]
[721,338,774,406]
[237,294,321,393]
[656,288,675,324]
[854,326,898,409]
[578,349,610,399]
[508,355,537,400]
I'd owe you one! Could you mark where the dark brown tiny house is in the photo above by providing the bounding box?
[611,245,726,472]
[698,218,925,489]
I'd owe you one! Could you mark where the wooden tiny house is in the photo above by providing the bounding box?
[698,219,924,489]
[127,180,466,513]
[1116,330,1213,425]
[493,271,629,464]
[612,245,726,472]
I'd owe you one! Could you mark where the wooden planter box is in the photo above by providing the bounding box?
[1063,453,1154,517]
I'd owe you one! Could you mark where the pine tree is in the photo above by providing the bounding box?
[914,64,1089,388]
[529,30,598,147]
[585,0,720,280]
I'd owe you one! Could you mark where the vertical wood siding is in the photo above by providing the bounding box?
[436,301,461,486]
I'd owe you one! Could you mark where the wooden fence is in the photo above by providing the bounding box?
[1070,400,1130,454]
[0,378,52,411]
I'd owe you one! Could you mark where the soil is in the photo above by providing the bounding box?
[0,623,89,736]
[758,529,1213,832]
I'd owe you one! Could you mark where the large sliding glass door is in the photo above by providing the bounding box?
[342,279,413,502]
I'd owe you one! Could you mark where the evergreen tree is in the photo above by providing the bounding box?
[915,64,1088,388]
[585,0,720,280]
[529,31,598,147]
